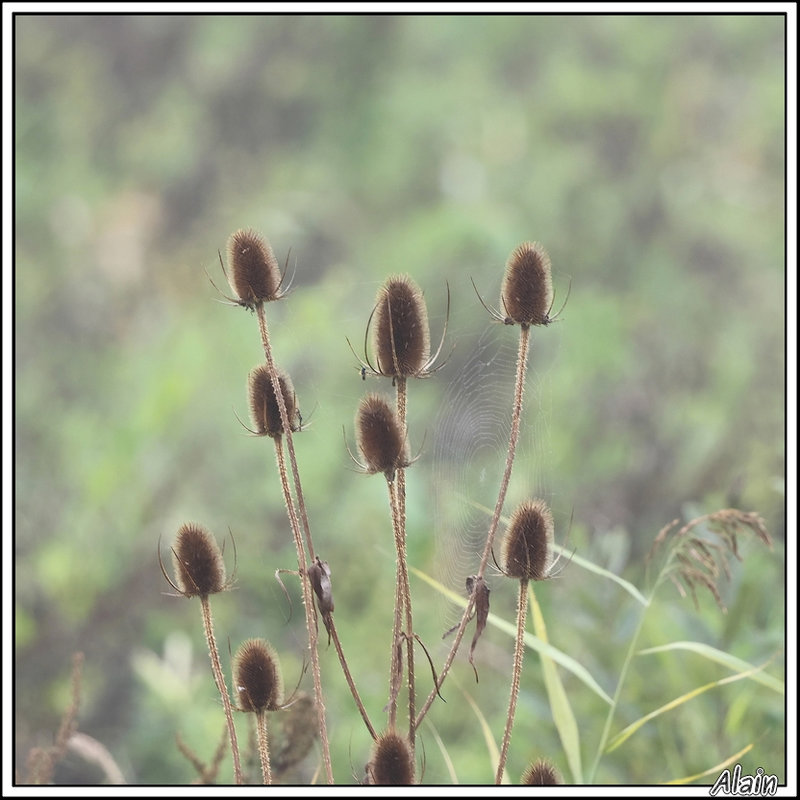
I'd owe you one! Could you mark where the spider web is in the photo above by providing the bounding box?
[431,320,557,636]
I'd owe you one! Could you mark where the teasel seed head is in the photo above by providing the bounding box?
[373,275,431,378]
[501,499,555,581]
[367,731,415,785]
[355,393,409,481]
[233,638,284,713]
[248,364,300,438]
[521,758,562,785]
[500,241,554,328]
[227,228,283,307]
[170,522,228,597]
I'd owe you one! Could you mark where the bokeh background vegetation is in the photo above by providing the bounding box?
[14,13,785,785]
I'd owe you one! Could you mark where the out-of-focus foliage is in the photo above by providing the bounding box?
[15,14,785,785]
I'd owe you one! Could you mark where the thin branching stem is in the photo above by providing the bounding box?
[588,591,652,783]
[495,579,528,784]
[254,302,333,784]
[199,595,243,785]
[326,617,378,741]
[416,325,531,730]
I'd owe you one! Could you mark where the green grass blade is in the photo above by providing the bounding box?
[411,566,613,705]
[638,641,784,695]
[663,742,754,785]
[461,689,508,784]
[529,585,583,783]
[423,720,459,784]
[464,498,648,606]
[605,661,770,753]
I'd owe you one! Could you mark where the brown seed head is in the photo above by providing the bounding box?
[355,393,408,481]
[171,522,227,597]
[500,241,553,327]
[248,364,300,438]
[368,731,415,785]
[373,275,430,378]
[227,228,282,306]
[233,638,284,713]
[501,499,555,581]
[521,758,562,785]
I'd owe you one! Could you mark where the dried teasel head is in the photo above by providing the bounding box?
[248,364,301,438]
[233,638,284,714]
[166,523,229,597]
[226,228,284,307]
[373,275,430,378]
[353,275,450,381]
[353,393,410,482]
[500,241,554,328]
[366,731,415,785]
[501,499,555,581]
[521,758,562,785]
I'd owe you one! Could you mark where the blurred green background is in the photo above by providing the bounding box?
[14,13,785,786]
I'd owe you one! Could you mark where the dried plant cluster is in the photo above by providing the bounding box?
[155,229,774,786]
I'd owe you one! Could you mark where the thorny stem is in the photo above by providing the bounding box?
[415,325,531,730]
[394,377,416,747]
[199,595,243,785]
[255,303,333,784]
[495,580,529,784]
[386,477,415,744]
[255,711,272,785]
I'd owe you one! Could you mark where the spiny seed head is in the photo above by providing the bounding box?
[171,523,227,597]
[368,731,415,785]
[233,638,284,713]
[248,364,300,438]
[500,241,553,327]
[501,499,555,581]
[355,393,408,481]
[521,758,562,785]
[373,275,431,378]
[227,228,282,306]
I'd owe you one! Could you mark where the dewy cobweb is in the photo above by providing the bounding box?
[431,318,560,638]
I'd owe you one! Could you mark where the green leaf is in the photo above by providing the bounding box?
[529,585,583,783]
[664,742,754,785]
[410,566,613,705]
[605,661,770,753]
[638,641,784,695]
[461,689,507,784]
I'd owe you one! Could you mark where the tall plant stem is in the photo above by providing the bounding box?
[256,304,316,562]
[199,595,243,785]
[255,711,272,784]
[385,476,415,744]
[255,303,333,784]
[495,580,529,784]
[394,377,416,746]
[416,325,531,729]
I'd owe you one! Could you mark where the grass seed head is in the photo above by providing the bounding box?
[501,499,555,581]
[227,228,282,306]
[373,275,431,378]
[248,364,300,438]
[500,241,554,327]
[171,523,227,597]
[233,638,284,713]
